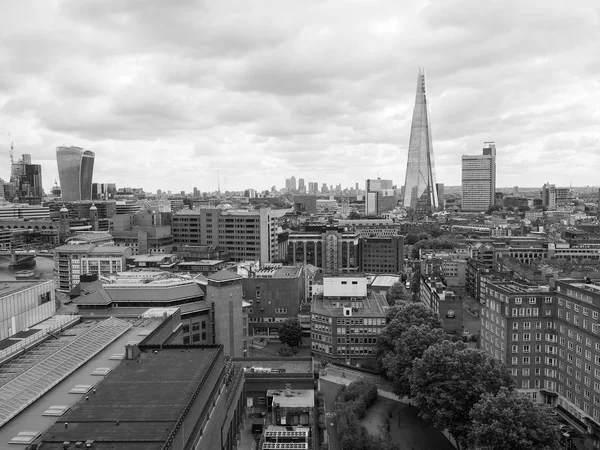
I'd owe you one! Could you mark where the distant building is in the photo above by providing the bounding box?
[54,233,131,291]
[172,207,276,263]
[287,227,359,274]
[419,275,463,334]
[461,142,497,212]
[56,146,95,201]
[359,236,404,274]
[293,195,317,215]
[403,70,439,215]
[365,178,396,216]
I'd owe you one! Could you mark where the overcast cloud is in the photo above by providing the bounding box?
[0,0,599,193]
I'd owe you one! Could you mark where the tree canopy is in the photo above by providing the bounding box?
[278,318,303,348]
[385,281,412,306]
[410,340,515,446]
[467,388,561,450]
[381,325,449,398]
[376,303,442,361]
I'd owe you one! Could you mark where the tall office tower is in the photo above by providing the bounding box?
[290,176,297,192]
[365,178,395,216]
[56,146,95,201]
[24,164,43,197]
[298,178,305,193]
[461,142,497,212]
[403,69,439,215]
[541,183,557,210]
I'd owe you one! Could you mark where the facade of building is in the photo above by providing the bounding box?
[310,275,389,367]
[359,236,404,274]
[293,195,317,215]
[54,236,131,291]
[403,69,439,215]
[0,204,50,220]
[461,142,497,212]
[0,280,55,341]
[205,270,246,357]
[365,179,396,216]
[419,276,463,334]
[172,207,276,263]
[479,278,600,439]
[242,264,305,337]
[287,227,359,274]
[56,146,95,201]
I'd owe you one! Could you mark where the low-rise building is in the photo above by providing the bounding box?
[419,275,463,334]
[359,236,404,274]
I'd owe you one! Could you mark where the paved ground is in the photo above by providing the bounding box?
[319,379,342,450]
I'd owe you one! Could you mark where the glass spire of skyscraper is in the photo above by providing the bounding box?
[403,69,439,216]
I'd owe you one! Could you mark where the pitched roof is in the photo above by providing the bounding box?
[207,270,243,282]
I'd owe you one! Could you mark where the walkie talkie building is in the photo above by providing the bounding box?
[56,146,95,201]
[403,69,439,216]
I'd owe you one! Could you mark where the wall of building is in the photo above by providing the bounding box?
[0,281,55,340]
[207,280,244,357]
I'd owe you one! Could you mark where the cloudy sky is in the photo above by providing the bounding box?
[1,0,599,194]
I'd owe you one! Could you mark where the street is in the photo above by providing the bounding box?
[320,379,342,450]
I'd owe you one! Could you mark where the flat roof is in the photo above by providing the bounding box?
[267,389,314,408]
[131,254,175,262]
[0,279,52,298]
[38,346,221,449]
[236,358,313,374]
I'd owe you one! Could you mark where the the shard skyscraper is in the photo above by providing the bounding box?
[403,69,439,216]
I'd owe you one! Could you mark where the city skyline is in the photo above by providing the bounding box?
[0,0,599,193]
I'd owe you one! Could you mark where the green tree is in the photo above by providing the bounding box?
[467,388,561,450]
[278,318,303,348]
[277,344,294,356]
[385,282,412,306]
[410,341,514,447]
[381,325,449,398]
[376,303,442,361]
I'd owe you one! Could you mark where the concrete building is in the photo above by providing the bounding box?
[54,234,131,291]
[310,275,389,367]
[242,264,305,337]
[205,270,246,357]
[461,142,497,212]
[359,236,404,274]
[419,276,463,334]
[111,210,173,255]
[172,207,276,263]
[56,146,95,202]
[287,227,359,274]
[0,280,55,342]
[365,178,396,216]
[36,344,245,450]
[0,204,50,220]
[292,195,317,215]
[338,218,403,238]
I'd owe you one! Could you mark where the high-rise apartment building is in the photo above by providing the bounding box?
[56,146,95,201]
[461,142,497,212]
[403,69,439,215]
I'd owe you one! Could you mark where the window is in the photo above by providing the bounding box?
[512,333,518,342]
[515,298,522,305]
[529,298,536,304]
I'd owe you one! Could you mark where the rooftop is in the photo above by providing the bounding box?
[235,357,313,375]
[312,291,389,317]
[207,270,243,282]
[267,389,314,408]
[38,346,222,449]
[0,279,52,298]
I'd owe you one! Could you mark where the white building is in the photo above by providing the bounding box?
[461,142,496,212]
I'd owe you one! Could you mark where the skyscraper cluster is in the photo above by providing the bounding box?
[1,150,44,202]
